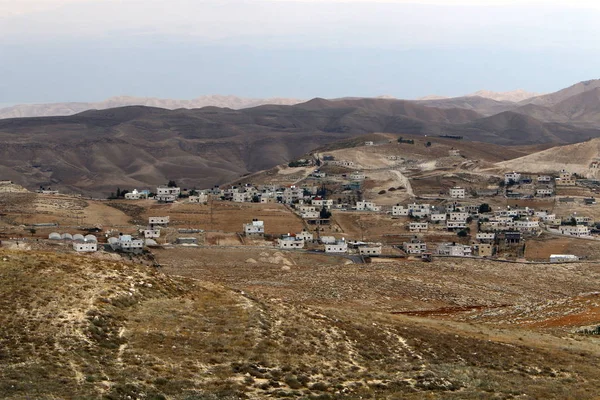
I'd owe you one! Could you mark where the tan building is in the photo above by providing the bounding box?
[474,243,494,257]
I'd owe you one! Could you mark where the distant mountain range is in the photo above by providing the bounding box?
[0,95,304,119]
[0,89,543,120]
[418,89,543,103]
[1,79,600,195]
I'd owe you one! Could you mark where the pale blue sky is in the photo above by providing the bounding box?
[1,0,599,103]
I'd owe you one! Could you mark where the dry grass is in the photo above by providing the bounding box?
[1,249,600,399]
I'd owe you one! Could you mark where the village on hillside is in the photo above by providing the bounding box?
[3,135,600,265]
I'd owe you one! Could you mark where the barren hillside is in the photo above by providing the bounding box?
[521,79,600,107]
[1,249,600,399]
[495,138,600,175]
[3,83,600,196]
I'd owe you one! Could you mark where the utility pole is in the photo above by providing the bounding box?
[209,195,214,229]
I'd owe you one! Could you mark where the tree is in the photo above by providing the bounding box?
[570,217,577,226]
[425,141,432,147]
[167,180,178,188]
[457,230,468,238]
[29,228,36,237]
[320,207,332,219]
[478,203,492,213]
[116,187,121,198]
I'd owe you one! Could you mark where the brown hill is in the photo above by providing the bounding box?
[0,95,304,119]
[0,99,483,196]
[445,111,600,145]
[511,103,569,123]
[551,87,600,124]
[1,96,600,195]
[415,96,515,116]
[520,79,600,107]
[495,137,600,176]
[513,87,600,125]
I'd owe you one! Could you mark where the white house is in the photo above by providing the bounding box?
[572,215,592,225]
[349,171,366,181]
[514,219,540,232]
[550,254,579,262]
[356,201,381,212]
[149,216,170,226]
[109,235,144,254]
[301,210,320,219]
[141,229,160,239]
[447,220,467,230]
[437,243,472,257]
[124,189,148,200]
[403,241,427,254]
[559,225,591,237]
[358,245,382,256]
[409,222,428,233]
[278,237,305,249]
[537,175,553,183]
[282,186,304,204]
[448,212,469,221]
[189,193,208,203]
[392,205,410,216]
[449,187,466,199]
[430,213,447,222]
[232,192,247,203]
[119,237,144,254]
[448,149,461,157]
[536,188,553,197]
[325,240,348,253]
[392,203,431,217]
[540,214,560,224]
[244,219,265,237]
[312,198,334,208]
[73,241,97,252]
[296,230,314,242]
[156,186,180,202]
[364,141,374,146]
[329,160,355,167]
[476,232,496,242]
[505,172,521,184]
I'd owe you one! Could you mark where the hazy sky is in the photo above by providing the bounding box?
[1,0,599,103]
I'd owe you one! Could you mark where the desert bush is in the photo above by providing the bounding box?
[285,375,304,389]
[310,382,329,391]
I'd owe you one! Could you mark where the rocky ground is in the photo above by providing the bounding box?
[0,246,599,399]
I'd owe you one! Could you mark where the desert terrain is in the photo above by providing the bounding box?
[2,79,600,399]
[2,79,600,197]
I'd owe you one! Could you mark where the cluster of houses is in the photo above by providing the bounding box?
[504,171,562,198]
[243,219,382,256]
[394,197,597,260]
[110,167,596,261]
